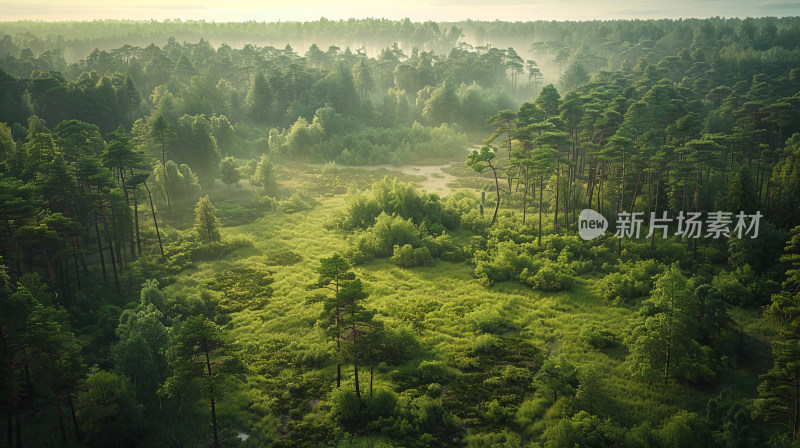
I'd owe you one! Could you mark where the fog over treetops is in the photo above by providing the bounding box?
[1,14,800,448]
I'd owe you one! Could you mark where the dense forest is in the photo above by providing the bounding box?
[1,15,800,447]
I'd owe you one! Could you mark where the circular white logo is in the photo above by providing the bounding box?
[578,209,607,240]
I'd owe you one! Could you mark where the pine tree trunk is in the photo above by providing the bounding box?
[204,349,219,448]
[110,206,123,269]
[41,245,54,284]
[133,186,141,256]
[72,242,82,291]
[68,394,82,442]
[6,412,11,448]
[539,177,544,246]
[120,168,136,261]
[53,383,67,444]
[490,163,501,226]
[94,216,107,281]
[554,162,560,232]
[793,372,799,441]
[76,236,89,276]
[143,182,165,258]
[1,327,22,448]
[522,167,528,226]
[99,204,120,291]
[60,257,70,305]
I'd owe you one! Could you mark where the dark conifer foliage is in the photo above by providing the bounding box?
[1,16,800,447]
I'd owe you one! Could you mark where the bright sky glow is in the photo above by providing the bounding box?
[1,0,798,22]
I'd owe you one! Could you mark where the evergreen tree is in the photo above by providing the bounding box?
[626,264,702,384]
[218,157,240,188]
[246,71,273,126]
[193,195,220,249]
[162,315,239,448]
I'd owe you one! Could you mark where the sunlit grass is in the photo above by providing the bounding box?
[158,162,770,437]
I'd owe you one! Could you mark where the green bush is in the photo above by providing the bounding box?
[352,213,423,259]
[366,389,399,420]
[416,360,453,385]
[279,193,316,213]
[391,244,434,268]
[521,262,574,291]
[330,389,364,430]
[711,265,756,306]
[598,272,638,305]
[338,177,458,231]
[471,333,501,355]
[598,260,666,304]
[468,305,507,334]
[423,232,465,262]
[472,241,536,286]
[579,324,617,349]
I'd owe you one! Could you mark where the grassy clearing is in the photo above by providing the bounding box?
[158,162,770,441]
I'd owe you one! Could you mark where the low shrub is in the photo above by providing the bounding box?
[391,244,434,268]
[521,263,574,291]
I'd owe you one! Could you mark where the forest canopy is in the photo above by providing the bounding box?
[1,15,800,448]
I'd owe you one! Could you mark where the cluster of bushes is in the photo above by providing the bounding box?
[349,213,463,267]
[597,259,666,305]
[390,244,434,268]
[710,264,780,307]
[467,304,514,334]
[268,107,468,165]
[471,245,579,289]
[337,177,461,232]
[330,387,463,447]
[580,324,617,349]
[520,262,575,291]
[278,193,317,213]
[334,123,468,165]
[467,222,597,290]
[335,178,483,268]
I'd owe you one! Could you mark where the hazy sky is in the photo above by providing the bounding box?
[1,0,798,22]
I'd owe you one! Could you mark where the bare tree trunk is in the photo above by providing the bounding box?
[110,206,123,269]
[133,186,141,257]
[99,204,120,292]
[1,328,22,448]
[630,168,643,211]
[539,177,544,246]
[489,163,501,226]
[352,323,361,404]
[94,216,107,281]
[554,162,560,232]
[370,364,374,398]
[143,182,164,259]
[204,349,219,448]
[41,245,54,284]
[120,168,136,261]
[68,394,82,442]
[522,167,528,226]
[53,383,67,445]
[72,242,81,291]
